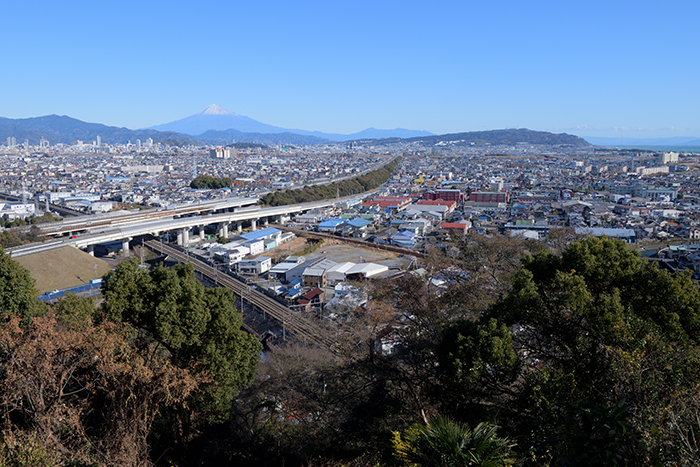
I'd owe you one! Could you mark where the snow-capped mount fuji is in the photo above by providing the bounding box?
[198,104,238,116]
[148,104,288,136]
[148,104,434,141]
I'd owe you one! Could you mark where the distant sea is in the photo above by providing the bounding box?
[611,145,700,154]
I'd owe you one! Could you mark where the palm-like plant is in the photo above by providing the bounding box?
[393,415,515,467]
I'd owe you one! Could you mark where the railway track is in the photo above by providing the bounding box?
[144,240,335,350]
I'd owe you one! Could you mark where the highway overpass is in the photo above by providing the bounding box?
[7,196,345,258]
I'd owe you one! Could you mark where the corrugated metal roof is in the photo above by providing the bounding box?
[347,218,372,228]
[241,227,281,240]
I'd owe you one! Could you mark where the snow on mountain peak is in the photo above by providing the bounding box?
[199,104,238,116]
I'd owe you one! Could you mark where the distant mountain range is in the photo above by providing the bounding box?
[403,129,589,147]
[0,115,199,146]
[0,109,590,149]
[149,104,435,142]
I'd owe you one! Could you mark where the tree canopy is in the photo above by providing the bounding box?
[4,235,700,465]
[0,247,42,326]
[101,259,262,421]
[435,237,700,463]
[260,158,399,206]
[190,174,232,189]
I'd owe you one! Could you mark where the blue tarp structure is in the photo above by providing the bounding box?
[38,282,103,303]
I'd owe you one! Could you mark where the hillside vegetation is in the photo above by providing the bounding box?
[261,157,399,206]
[3,235,700,466]
[356,128,590,148]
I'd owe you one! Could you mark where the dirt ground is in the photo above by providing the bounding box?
[308,240,399,264]
[263,237,309,262]
[251,236,401,266]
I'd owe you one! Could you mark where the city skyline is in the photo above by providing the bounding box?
[3,1,699,139]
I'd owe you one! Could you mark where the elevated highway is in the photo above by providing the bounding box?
[36,196,261,237]
[6,197,342,258]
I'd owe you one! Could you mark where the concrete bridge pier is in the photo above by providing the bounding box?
[263,217,269,227]
[87,244,95,257]
[177,230,184,246]
[251,219,257,231]
[182,228,190,246]
[236,221,242,233]
[219,222,229,238]
[199,226,206,241]
[121,237,132,256]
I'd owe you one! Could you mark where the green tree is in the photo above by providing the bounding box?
[101,259,262,421]
[546,401,649,466]
[0,247,42,326]
[52,292,97,330]
[190,175,232,189]
[435,237,700,462]
[392,416,515,467]
[434,319,520,422]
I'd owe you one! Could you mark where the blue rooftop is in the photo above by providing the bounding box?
[347,218,372,228]
[318,218,347,228]
[240,227,281,241]
[393,230,416,239]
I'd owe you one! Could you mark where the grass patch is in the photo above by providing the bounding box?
[14,246,113,295]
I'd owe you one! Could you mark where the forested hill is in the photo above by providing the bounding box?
[0,115,199,146]
[261,158,399,206]
[351,128,590,147]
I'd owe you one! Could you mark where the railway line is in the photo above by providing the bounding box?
[144,240,335,350]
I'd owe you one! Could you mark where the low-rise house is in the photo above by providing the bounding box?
[0,202,36,219]
[302,258,337,287]
[238,256,272,275]
[340,217,373,238]
[296,287,325,312]
[317,218,347,233]
[240,226,282,244]
[441,222,469,235]
[281,257,324,284]
[403,217,432,236]
[575,227,636,244]
[391,230,417,248]
[241,238,265,256]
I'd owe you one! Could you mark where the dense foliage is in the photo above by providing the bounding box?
[0,212,60,247]
[0,312,196,466]
[4,235,700,466]
[189,174,233,189]
[435,237,700,464]
[0,246,43,325]
[101,260,262,422]
[261,157,399,206]
[220,235,700,465]
[0,252,260,466]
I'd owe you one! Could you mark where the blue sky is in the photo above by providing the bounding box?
[3,0,699,138]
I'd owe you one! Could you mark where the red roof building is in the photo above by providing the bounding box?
[441,222,469,235]
[422,189,465,202]
[468,191,509,203]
